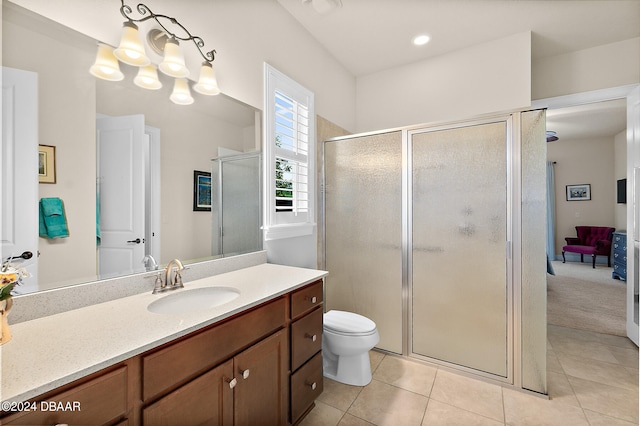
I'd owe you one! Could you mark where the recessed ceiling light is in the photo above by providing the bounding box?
[412,34,431,46]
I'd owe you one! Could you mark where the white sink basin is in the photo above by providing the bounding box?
[147,287,240,315]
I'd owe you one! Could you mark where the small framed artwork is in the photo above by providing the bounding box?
[38,145,56,184]
[193,170,212,211]
[566,184,591,201]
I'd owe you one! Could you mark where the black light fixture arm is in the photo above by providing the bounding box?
[120,0,216,63]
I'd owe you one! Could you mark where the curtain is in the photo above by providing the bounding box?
[546,162,556,259]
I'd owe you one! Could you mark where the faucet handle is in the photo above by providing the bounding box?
[174,270,184,289]
[151,272,165,294]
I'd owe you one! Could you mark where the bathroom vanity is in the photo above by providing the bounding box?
[0,263,326,425]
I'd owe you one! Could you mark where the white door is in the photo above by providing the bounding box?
[96,115,146,279]
[1,67,39,294]
[145,126,161,265]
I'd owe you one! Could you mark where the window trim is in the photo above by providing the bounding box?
[263,63,316,241]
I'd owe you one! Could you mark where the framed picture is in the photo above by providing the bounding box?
[566,184,591,201]
[38,145,56,184]
[193,170,212,211]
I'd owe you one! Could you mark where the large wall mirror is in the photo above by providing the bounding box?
[1,1,262,295]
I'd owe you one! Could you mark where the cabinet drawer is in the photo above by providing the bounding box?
[143,297,286,401]
[3,366,127,426]
[291,307,323,371]
[291,352,323,423]
[291,280,323,319]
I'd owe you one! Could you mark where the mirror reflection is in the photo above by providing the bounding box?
[2,2,262,295]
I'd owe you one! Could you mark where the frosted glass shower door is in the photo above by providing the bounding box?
[324,132,403,353]
[212,154,262,257]
[411,121,509,377]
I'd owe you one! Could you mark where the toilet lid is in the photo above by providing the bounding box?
[324,310,377,334]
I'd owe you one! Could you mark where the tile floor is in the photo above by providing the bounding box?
[300,325,639,425]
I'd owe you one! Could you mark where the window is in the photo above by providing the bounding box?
[264,64,315,240]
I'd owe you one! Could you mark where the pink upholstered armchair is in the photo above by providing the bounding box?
[562,226,615,268]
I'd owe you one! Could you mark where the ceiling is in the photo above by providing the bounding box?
[277,0,638,141]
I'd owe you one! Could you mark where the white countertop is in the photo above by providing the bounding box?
[0,263,327,403]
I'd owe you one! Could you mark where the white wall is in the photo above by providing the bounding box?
[532,37,640,101]
[355,32,532,133]
[614,130,628,231]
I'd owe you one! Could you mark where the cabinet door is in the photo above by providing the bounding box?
[234,330,288,426]
[143,360,234,426]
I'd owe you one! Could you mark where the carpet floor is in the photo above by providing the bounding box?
[547,260,627,336]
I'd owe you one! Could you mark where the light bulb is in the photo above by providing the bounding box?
[114,22,150,66]
[194,62,220,95]
[159,38,189,78]
[89,43,124,81]
[170,78,194,105]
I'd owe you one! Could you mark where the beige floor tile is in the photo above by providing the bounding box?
[583,409,640,426]
[596,333,639,350]
[557,352,638,391]
[548,333,620,364]
[546,347,564,374]
[299,400,345,426]
[373,355,437,396]
[347,379,428,426]
[429,370,504,423]
[547,325,601,344]
[338,413,375,426]
[370,350,385,374]
[608,345,640,370]
[503,388,589,426]
[547,371,580,407]
[569,376,639,424]
[318,378,363,412]
[422,399,503,426]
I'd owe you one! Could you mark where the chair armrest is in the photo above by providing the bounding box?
[595,239,612,251]
[564,237,580,245]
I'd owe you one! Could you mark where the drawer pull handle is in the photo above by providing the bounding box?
[240,369,250,379]
[226,377,237,389]
[311,296,317,304]
[307,381,317,390]
[305,333,317,342]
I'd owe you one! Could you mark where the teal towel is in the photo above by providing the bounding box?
[96,195,101,245]
[39,197,69,239]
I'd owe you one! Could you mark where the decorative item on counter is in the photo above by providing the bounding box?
[0,259,30,345]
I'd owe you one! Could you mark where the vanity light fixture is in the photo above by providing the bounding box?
[90,0,220,104]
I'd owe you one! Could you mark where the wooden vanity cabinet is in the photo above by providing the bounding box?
[1,279,325,426]
[141,297,288,426]
[1,364,130,426]
[289,280,324,424]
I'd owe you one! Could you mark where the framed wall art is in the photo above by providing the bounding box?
[193,170,212,211]
[38,145,56,184]
[566,184,591,201]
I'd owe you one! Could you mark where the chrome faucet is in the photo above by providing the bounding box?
[164,258,185,290]
[143,255,158,271]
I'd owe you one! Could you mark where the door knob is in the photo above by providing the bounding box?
[127,238,142,244]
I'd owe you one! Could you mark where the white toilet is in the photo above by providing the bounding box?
[322,310,380,386]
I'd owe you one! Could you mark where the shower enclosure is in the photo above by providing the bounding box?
[323,110,547,393]
[211,153,262,257]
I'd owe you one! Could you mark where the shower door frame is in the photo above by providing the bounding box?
[321,110,539,390]
[404,114,518,386]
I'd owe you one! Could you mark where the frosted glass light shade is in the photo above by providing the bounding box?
[170,78,194,105]
[134,64,162,90]
[159,38,189,78]
[193,62,220,95]
[89,43,124,81]
[114,22,150,67]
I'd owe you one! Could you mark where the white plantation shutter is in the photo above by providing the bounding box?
[264,64,315,240]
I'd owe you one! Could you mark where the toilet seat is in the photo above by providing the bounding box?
[324,310,377,336]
